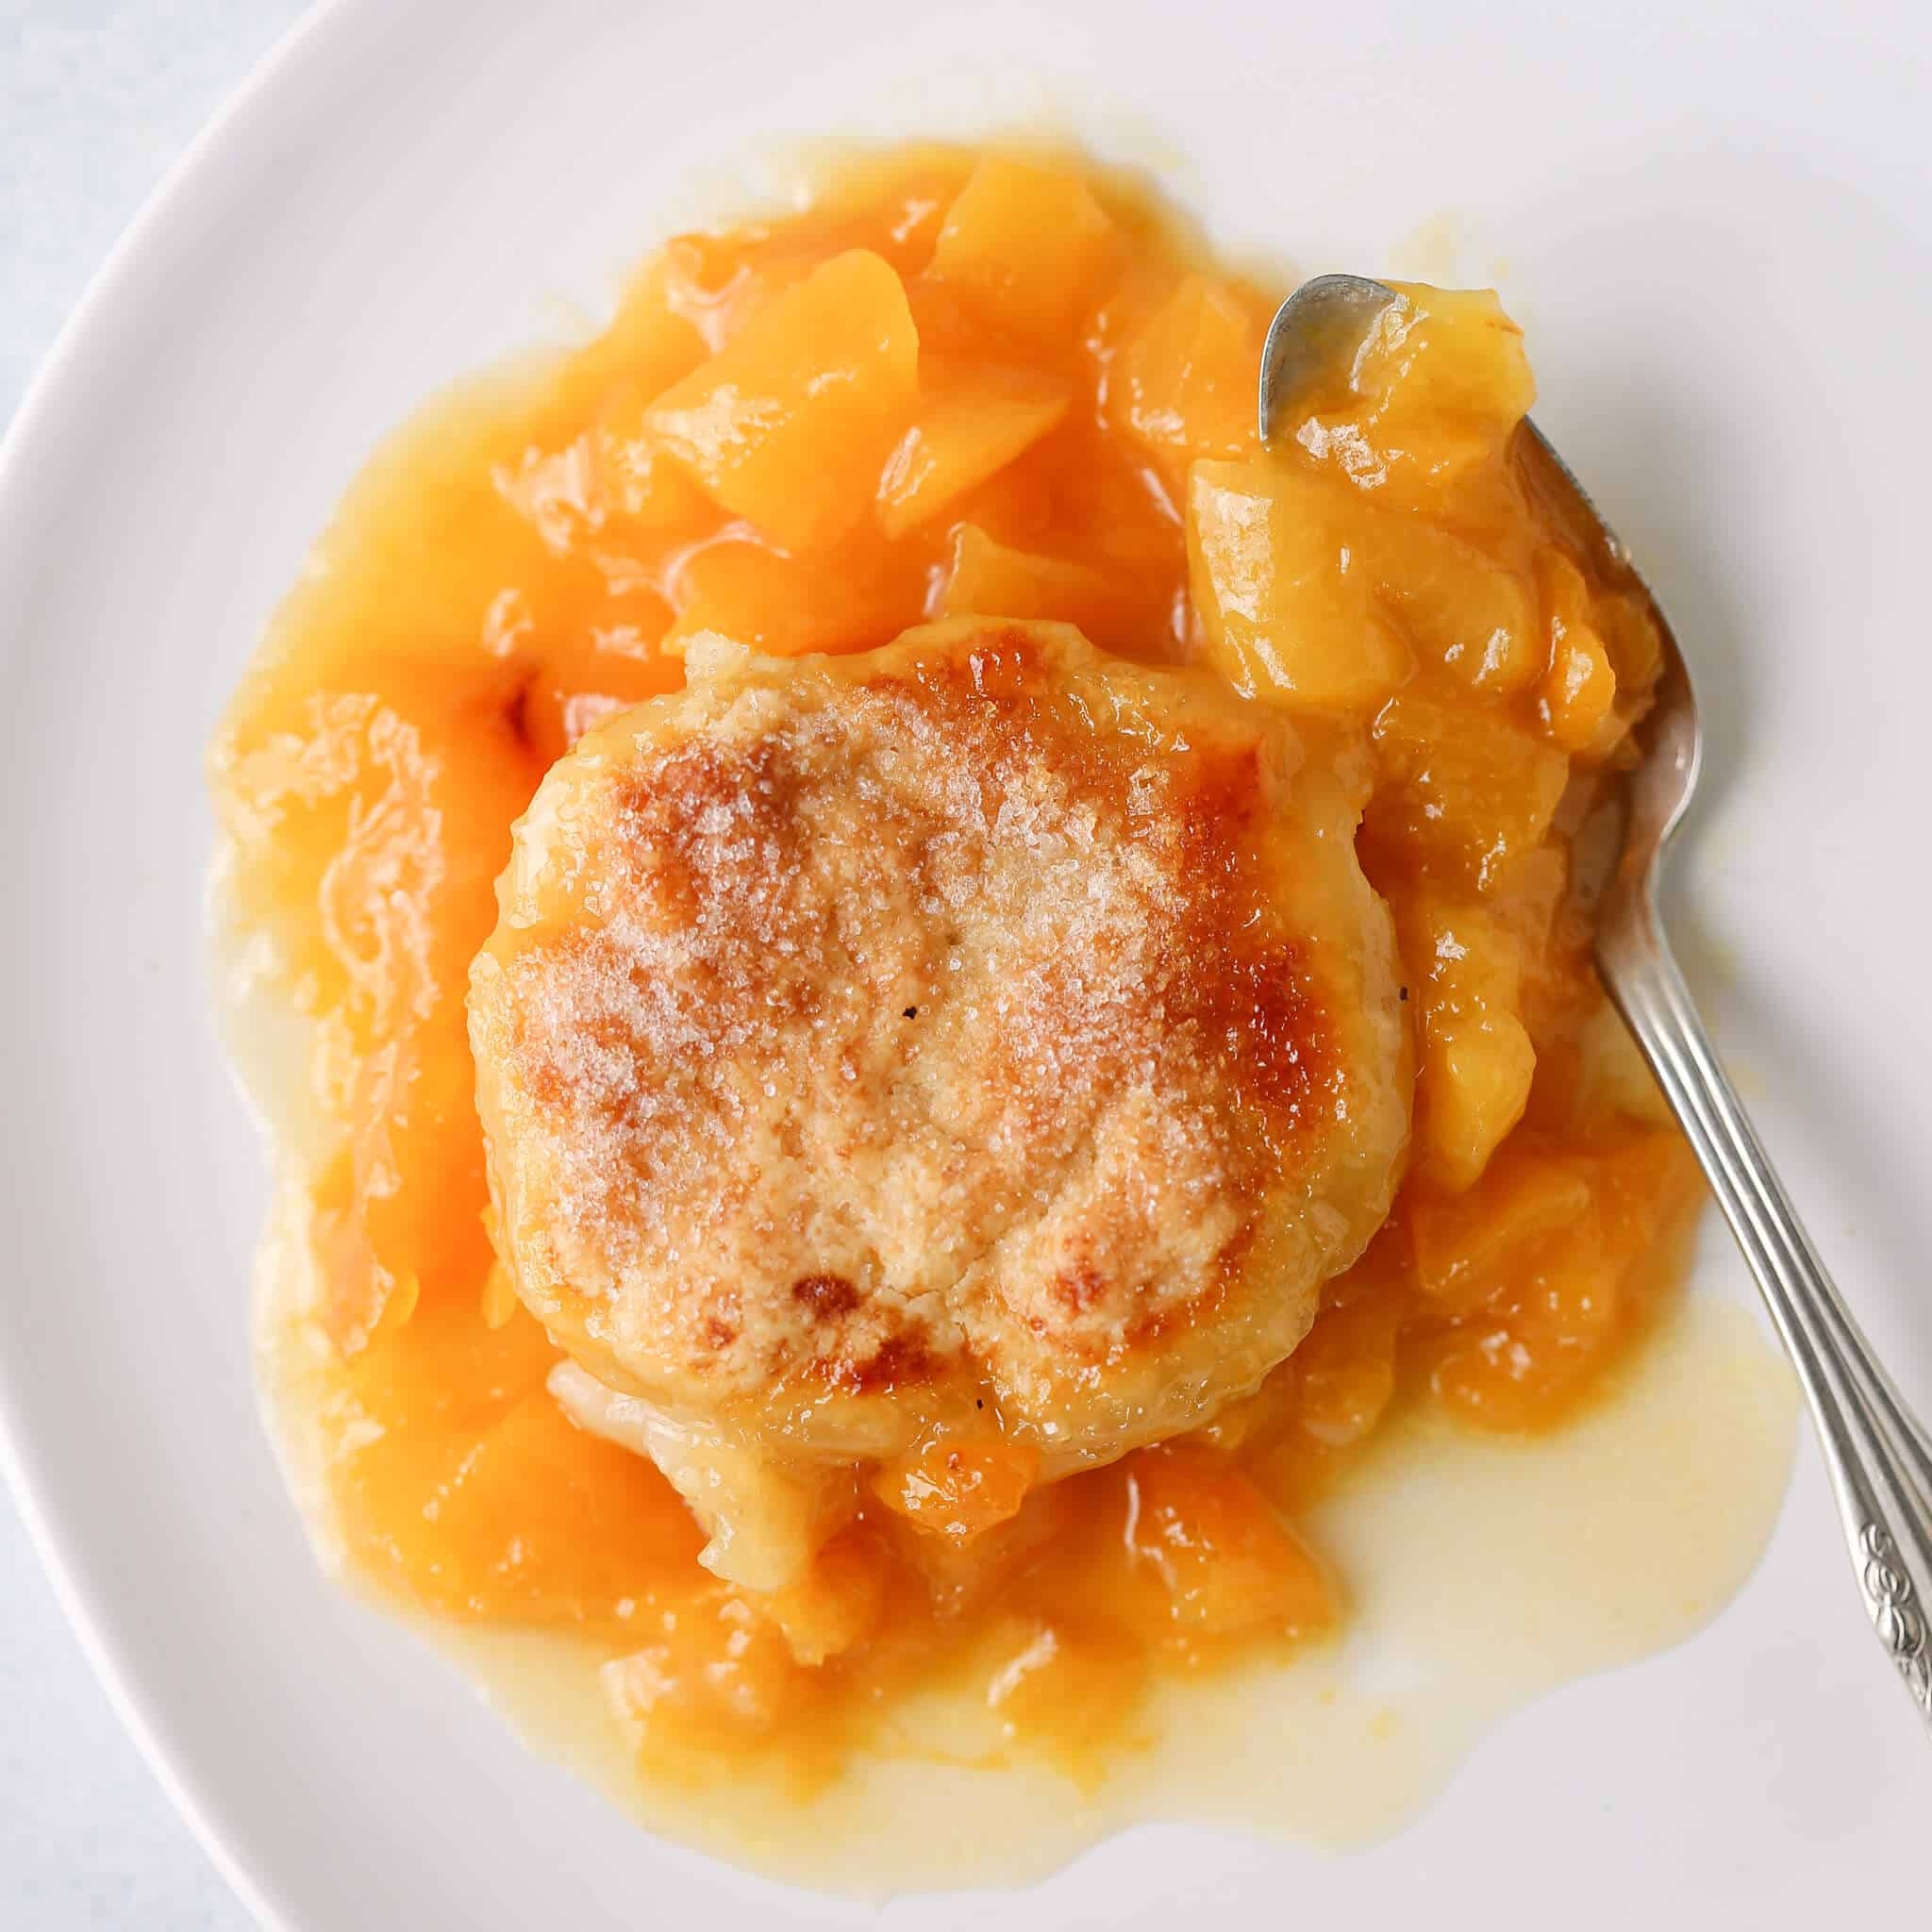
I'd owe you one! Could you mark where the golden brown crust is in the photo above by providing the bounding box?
[469,619,1409,1475]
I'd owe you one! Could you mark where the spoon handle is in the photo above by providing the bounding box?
[1598,896,1932,1737]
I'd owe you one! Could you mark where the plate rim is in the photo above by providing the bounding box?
[0,3,358,1924]
[4,2,1924,1920]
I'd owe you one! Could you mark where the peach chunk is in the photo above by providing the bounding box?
[871,1431,1041,1542]
[759,1527,889,1666]
[662,530,930,658]
[1290,1291,1402,1449]
[1590,587,1666,759]
[581,261,709,391]
[223,673,539,1351]
[982,1613,1148,1765]
[645,249,919,551]
[925,156,1117,346]
[1365,691,1569,890]
[1596,589,1663,691]
[1408,1141,1594,1313]
[1363,283,1536,425]
[337,1307,707,1628]
[1427,1131,1699,1432]
[895,1484,1079,1621]
[1120,1445,1336,1642]
[1371,517,1541,694]
[1295,284,1534,501]
[417,1389,703,1624]
[602,1587,810,1742]
[1187,458,1412,709]
[1429,1136,1695,1432]
[1117,273,1263,471]
[1536,553,1619,752]
[1429,1230,1623,1431]
[1400,892,1538,1191]
[938,523,1121,631]
[1543,619,1618,755]
[589,377,716,533]
[1587,1125,1704,1266]
[876,360,1069,538]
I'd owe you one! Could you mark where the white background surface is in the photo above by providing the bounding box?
[3,13,304,1926]
[3,1,1930,1928]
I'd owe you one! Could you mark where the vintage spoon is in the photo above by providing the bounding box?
[1260,274,1932,1736]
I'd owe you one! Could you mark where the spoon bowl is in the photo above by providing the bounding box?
[1260,275,1932,1736]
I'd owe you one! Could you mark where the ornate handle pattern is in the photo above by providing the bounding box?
[1858,1524,1930,1714]
[1598,884,1932,1738]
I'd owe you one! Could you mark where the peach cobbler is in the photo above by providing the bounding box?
[209,144,1721,1857]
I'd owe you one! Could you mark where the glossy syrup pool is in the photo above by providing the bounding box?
[259,1242,1793,1891]
[210,142,1799,1890]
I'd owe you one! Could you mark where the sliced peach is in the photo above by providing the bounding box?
[876,360,1069,538]
[1116,273,1262,471]
[421,1388,704,1622]
[1427,1019,1538,1192]
[1595,588,1663,692]
[332,1293,557,1462]
[1429,1128,1701,1429]
[337,1301,704,1627]
[1368,283,1536,425]
[1296,283,1534,501]
[589,378,718,534]
[1584,1125,1704,1264]
[802,144,979,279]
[589,258,709,380]
[1535,553,1617,751]
[870,1430,1041,1542]
[646,250,919,551]
[1120,1445,1336,1642]
[1187,458,1411,710]
[223,674,539,1346]
[1371,517,1541,694]
[759,1526,890,1666]
[1543,623,1617,754]
[662,529,930,658]
[939,523,1117,630]
[1431,1235,1623,1431]
[603,1586,811,1742]
[925,157,1118,347]
[1588,588,1667,759]
[981,1613,1148,1767]
[1408,1141,1594,1311]
[1399,892,1539,1191]
[1365,691,1570,891]
[1290,1292,1402,1448]
[888,1479,1079,1621]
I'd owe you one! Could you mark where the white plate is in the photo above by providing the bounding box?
[3,0,1929,1924]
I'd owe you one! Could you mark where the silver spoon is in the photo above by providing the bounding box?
[1261,274,1932,1737]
